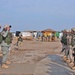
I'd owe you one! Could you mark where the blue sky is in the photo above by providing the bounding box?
[0,0,75,32]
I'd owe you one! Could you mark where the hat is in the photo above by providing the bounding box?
[64,29,70,32]
[4,25,9,28]
[71,28,75,31]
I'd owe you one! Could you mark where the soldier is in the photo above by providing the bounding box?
[0,25,2,56]
[41,34,44,41]
[16,32,23,49]
[70,28,75,69]
[1,25,12,68]
[60,29,70,61]
[66,30,72,63]
[60,30,66,54]
[0,25,1,71]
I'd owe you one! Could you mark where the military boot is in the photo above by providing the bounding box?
[2,64,9,69]
[66,59,70,63]
[63,56,67,61]
[0,54,2,57]
[72,66,75,70]
[69,62,74,68]
[6,61,11,65]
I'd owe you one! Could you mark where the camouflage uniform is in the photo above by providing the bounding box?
[70,28,75,68]
[66,30,72,63]
[16,32,23,49]
[64,29,70,60]
[61,29,70,60]
[1,25,12,68]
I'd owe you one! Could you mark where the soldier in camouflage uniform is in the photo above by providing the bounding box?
[0,25,2,56]
[66,30,72,63]
[1,25,12,68]
[17,32,23,46]
[70,28,75,69]
[60,30,66,54]
[61,29,70,61]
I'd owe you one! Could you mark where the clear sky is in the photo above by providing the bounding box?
[0,0,75,32]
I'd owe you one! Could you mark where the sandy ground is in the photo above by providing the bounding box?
[9,38,62,64]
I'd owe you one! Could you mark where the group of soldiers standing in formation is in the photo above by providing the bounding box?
[60,27,75,70]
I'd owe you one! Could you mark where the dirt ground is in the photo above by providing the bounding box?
[9,38,62,64]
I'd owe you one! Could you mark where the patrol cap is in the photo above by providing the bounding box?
[4,25,9,28]
[71,28,75,31]
[64,29,70,32]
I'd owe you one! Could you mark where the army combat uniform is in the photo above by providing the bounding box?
[61,29,70,61]
[17,33,23,46]
[66,32,72,63]
[70,28,75,69]
[1,25,12,68]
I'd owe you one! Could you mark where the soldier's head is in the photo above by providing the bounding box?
[71,28,75,34]
[19,32,22,37]
[4,25,11,31]
[63,29,70,35]
[3,25,8,30]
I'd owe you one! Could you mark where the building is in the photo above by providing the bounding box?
[21,31,33,40]
[41,29,56,41]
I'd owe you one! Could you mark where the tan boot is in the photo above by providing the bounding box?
[6,61,11,65]
[63,56,67,62]
[69,62,74,67]
[0,54,2,57]
[66,59,70,63]
[63,56,66,59]
[2,64,9,69]
[72,66,75,70]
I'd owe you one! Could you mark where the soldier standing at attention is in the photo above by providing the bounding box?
[0,25,1,71]
[60,29,69,61]
[64,29,70,61]
[70,28,75,69]
[1,25,12,68]
[60,30,66,54]
[0,25,2,56]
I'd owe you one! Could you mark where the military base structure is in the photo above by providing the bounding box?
[12,28,63,42]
